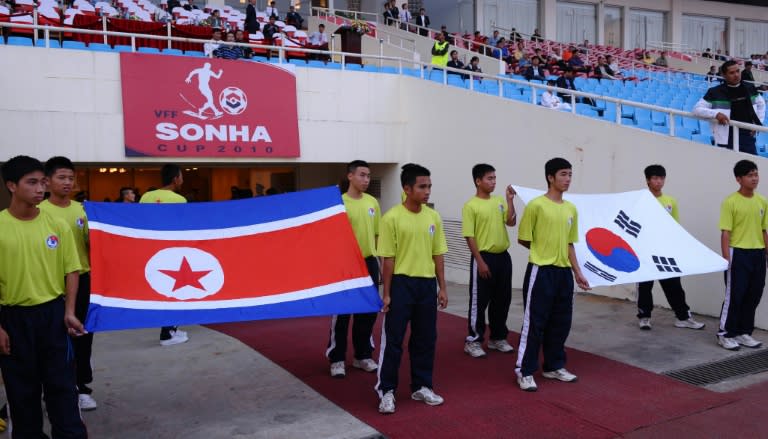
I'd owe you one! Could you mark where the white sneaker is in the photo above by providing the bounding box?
[464,341,487,358]
[378,391,395,414]
[411,386,444,406]
[173,329,188,338]
[675,318,705,330]
[78,394,97,411]
[160,330,189,346]
[330,361,346,378]
[735,334,762,348]
[638,318,652,330]
[487,339,514,353]
[717,335,740,351]
[517,375,537,392]
[542,368,578,382]
[352,358,378,372]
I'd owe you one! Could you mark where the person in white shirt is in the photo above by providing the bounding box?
[398,2,411,30]
[542,80,572,111]
[307,23,329,61]
[204,28,223,57]
[265,0,278,19]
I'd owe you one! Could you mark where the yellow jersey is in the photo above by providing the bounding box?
[140,189,186,204]
[0,209,81,306]
[342,192,380,258]
[378,204,448,277]
[655,194,679,223]
[719,192,768,249]
[518,195,578,267]
[39,199,90,273]
[461,195,510,253]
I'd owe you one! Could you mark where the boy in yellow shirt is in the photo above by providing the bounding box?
[462,164,517,358]
[717,159,768,350]
[39,156,100,411]
[326,160,381,378]
[140,164,190,346]
[515,158,589,392]
[375,163,448,414]
[636,165,705,331]
[0,156,87,437]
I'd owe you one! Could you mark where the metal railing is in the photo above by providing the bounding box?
[310,6,378,25]
[1,21,766,154]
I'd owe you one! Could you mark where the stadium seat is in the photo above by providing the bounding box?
[36,40,61,49]
[692,134,713,145]
[62,40,87,50]
[8,36,34,47]
[137,47,161,54]
[87,43,113,52]
[379,66,398,74]
[164,48,183,56]
[184,50,206,57]
[113,45,133,52]
[289,58,307,66]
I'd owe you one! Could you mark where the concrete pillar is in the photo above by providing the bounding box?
[621,5,631,50]
[596,0,604,45]
[669,0,682,51]
[475,0,485,35]
[727,16,736,57]
[541,0,557,41]
[329,0,334,14]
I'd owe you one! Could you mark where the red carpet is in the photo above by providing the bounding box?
[209,312,736,438]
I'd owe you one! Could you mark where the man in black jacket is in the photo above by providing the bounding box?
[262,15,280,44]
[524,56,546,81]
[244,0,259,34]
[555,68,594,106]
[286,5,303,29]
[415,8,430,37]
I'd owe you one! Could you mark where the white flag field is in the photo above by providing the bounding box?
[512,186,728,288]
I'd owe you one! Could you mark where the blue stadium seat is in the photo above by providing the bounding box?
[673,127,694,140]
[363,65,379,73]
[185,50,206,57]
[345,63,363,70]
[62,41,87,50]
[636,119,654,131]
[447,75,466,89]
[8,36,34,47]
[651,125,670,135]
[402,68,422,78]
[137,47,161,54]
[680,117,700,134]
[88,43,113,52]
[307,60,326,68]
[324,62,343,70]
[113,45,134,52]
[164,48,183,56]
[36,40,61,49]
[289,58,307,66]
[692,134,713,145]
[651,111,668,126]
[378,66,398,74]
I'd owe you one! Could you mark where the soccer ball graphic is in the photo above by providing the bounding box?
[218,87,248,116]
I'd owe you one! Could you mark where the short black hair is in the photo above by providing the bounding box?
[644,164,666,179]
[347,160,370,174]
[1,155,44,191]
[472,164,495,184]
[44,156,75,177]
[161,164,182,186]
[734,159,757,178]
[319,23,325,28]
[400,163,430,188]
[720,60,738,75]
[545,157,572,186]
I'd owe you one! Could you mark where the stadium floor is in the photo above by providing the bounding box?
[71,282,768,438]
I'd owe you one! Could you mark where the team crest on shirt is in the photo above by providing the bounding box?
[761,208,765,217]
[428,224,435,236]
[567,217,573,227]
[368,207,376,217]
[498,203,504,212]
[76,217,85,229]
[665,205,673,213]
[45,234,59,249]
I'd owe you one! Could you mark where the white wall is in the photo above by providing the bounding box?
[2,45,768,328]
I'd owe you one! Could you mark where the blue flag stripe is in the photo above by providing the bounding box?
[84,186,342,231]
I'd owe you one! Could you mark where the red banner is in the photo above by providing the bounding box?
[120,53,300,157]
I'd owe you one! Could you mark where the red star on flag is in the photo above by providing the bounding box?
[159,257,212,292]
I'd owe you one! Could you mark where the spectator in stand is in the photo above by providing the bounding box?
[285,5,303,29]
[532,48,546,64]
[642,51,654,64]
[115,187,136,203]
[265,1,278,19]
[399,3,411,30]
[262,15,280,44]
[466,56,482,80]
[204,28,222,57]
[551,47,562,61]
[715,49,727,61]
[307,23,329,58]
[578,39,590,53]
[487,30,500,48]
[382,1,394,25]
[492,38,509,60]
[702,48,713,59]
[556,68,594,105]
[693,60,766,155]
[654,52,669,67]
[389,1,399,26]
[214,32,243,60]
[568,51,589,74]
[517,52,531,72]
[166,0,180,15]
[531,28,543,42]
[183,0,198,11]
[415,8,430,37]
[440,25,453,44]
[244,0,259,34]
[742,61,755,84]
[562,46,575,63]
[523,56,546,81]
[235,30,252,59]
[447,50,466,79]
[513,41,525,60]
[706,65,722,83]
[207,10,227,30]
[595,56,618,81]
[431,32,450,68]
[509,28,521,43]
[606,55,620,74]
[542,80,572,112]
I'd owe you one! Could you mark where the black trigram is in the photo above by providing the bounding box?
[614,210,641,238]
[584,261,617,282]
[652,255,682,273]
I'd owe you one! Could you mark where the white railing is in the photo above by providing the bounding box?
[310,6,378,25]
[1,21,766,154]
